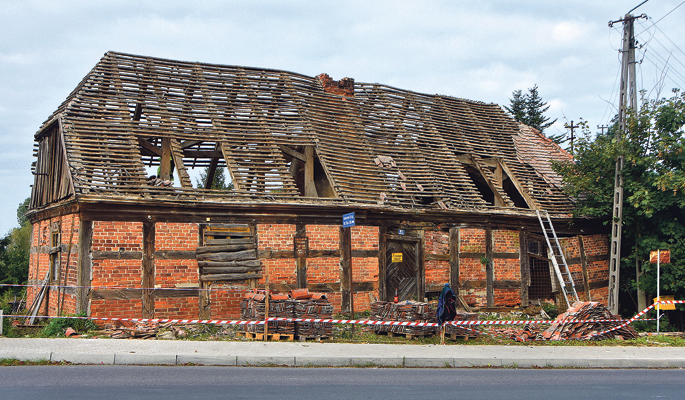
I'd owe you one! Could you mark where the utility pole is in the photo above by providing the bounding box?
[607,12,646,315]
[597,125,608,134]
[564,120,580,154]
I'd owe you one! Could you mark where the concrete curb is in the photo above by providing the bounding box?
[2,339,685,368]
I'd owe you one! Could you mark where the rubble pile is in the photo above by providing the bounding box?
[491,301,638,341]
[103,321,224,339]
[371,301,436,336]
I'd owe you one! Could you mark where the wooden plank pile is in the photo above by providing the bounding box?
[197,224,261,283]
[371,301,436,337]
[239,289,333,339]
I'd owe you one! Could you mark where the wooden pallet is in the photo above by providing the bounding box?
[445,332,478,341]
[236,331,294,341]
[375,330,435,340]
[298,335,329,342]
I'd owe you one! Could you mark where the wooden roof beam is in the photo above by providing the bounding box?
[138,137,161,156]
[279,145,306,162]
[498,160,540,210]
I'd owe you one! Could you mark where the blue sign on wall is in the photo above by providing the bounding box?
[342,212,355,228]
[398,229,405,235]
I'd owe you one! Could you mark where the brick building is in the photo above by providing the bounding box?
[26,52,609,320]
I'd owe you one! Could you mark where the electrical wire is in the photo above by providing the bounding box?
[637,0,685,36]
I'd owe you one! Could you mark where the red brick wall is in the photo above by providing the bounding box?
[90,221,144,318]
[306,225,337,285]
[153,223,199,319]
[425,230,450,289]
[459,229,487,307]
[558,234,610,306]
[27,214,80,316]
[258,224,296,285]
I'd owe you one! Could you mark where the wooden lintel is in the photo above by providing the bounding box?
[460,280,521,290]
[91,288,199,300]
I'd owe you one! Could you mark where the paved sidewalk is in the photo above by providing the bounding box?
[1,338,685,368]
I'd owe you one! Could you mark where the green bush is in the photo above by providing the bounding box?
[541,302,559,319]
[39,313,96,337]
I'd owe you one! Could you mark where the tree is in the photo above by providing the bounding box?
[0,198,31,295]
[504,89,526,122]
[553,90,685,322]
[195,166,234,190]
[505,84,557,135]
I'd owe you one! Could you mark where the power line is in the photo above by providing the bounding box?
[637,0,685,35]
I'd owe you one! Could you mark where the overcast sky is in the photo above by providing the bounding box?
[1,0,684,234]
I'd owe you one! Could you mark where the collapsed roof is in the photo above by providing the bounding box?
[30,51,573,216]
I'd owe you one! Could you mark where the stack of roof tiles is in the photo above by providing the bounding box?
[445,311,479,338]
[371,301,436,336]
[239,289,332,338]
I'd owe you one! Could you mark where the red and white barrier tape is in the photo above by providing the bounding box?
[590,300,684,338]
[3,314,641,328]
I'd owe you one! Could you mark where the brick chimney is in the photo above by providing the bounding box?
[317,73,355,97]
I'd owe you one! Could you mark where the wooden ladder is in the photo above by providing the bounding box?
[536,210,579,309]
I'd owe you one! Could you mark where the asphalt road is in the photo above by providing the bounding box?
[0,366,683,399]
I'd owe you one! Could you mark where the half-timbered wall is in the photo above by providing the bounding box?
[27,215,611,319]
[28,214,80,317]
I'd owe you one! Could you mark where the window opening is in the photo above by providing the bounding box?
[528,239,552,300]
[463,164,495,205]
[50,223,61,283]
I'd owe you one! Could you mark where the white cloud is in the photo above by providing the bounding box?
[0,0,684,233]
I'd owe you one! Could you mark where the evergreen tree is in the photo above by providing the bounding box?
[195,166,234,190]
[504,89,526,122]
[525,84,557,133]
[505,84,557,134]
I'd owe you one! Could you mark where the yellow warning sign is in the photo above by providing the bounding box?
[654,296,676,310]
[391,253,403,263]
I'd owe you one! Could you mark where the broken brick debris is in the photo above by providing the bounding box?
[489,301,638,341]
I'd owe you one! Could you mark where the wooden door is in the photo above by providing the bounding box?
[385,240,420,302]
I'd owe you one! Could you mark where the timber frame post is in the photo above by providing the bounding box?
[378,225,387,302]
[76,219,93,315]
[449,228,460,297]
[485,228,494,308]
[519,230,529,307]
[577,235,591,301]
[340,226,353,315]
[142,220,155,319]
[295,223,307,288]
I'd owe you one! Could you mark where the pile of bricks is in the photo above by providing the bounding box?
[371,301,436,337]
